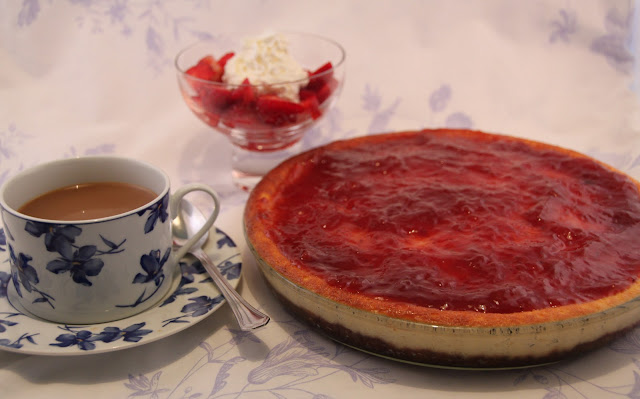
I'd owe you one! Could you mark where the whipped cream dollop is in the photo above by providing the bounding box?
[222,31,308,102]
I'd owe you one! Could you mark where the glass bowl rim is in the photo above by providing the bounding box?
[174,31,346,88]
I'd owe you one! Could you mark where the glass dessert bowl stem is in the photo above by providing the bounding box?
[222,119,315,191]
[230,139,305,191]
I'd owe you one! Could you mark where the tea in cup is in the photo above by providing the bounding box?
[0,156,220,324]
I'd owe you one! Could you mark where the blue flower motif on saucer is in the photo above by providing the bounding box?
[181,295,224,317]
[159,260,200,307]
[0,332,38,350]
[219,259,241,280]
[162,294,224,327]
[137,193,169,233]
[51,323,152,351]
[96,323,152,343]
[0,228,6,252]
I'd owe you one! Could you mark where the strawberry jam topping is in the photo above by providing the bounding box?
[268,132,640,314]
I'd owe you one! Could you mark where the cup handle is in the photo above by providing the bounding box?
[169,183,221,260]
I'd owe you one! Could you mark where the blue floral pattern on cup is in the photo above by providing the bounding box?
[117,247,172,308]
[25,221,82,252]
[137,193,169,233]
[24,221,127,288]
[8,220,132,310]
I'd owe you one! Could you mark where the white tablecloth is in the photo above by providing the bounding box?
[2,1,640,397]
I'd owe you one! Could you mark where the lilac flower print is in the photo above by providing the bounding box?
[17,0,40,27]
[302,106,352,150]
[64,143,116,158]
[445,112,473,129]
[0,170,9,188]
[362,84,401,134]
[209,356,245,397]
[106,0,129,25]
[429,85,452,112]
[427,85,474,129]
[0,124,31,161]
[591,6,634,74]
[363,84,382,112]
[227,328,264,347]
[247,336,330,384]
[293,329,395,389]
[549,9,577,43]
[14,1,214,73]
[631,154,640,171]
[145,27,164,57]
[124,372,170,398]
[628,371,640,399]
[608,327,640,354]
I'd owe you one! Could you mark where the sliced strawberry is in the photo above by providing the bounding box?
[202,110,221,127]
[256,95,306,126]
[305,61,334,91]
[221,103,262,129]
[186,63,215,81]
[300,93,321,119]
[186,55,223,82]
[217,52,235,69]
[299,91,321,119]
[299,89,317,102]
[313,77,339,105]
[230,78,256,106]
[314,82,332,105]
[201,85,233,113]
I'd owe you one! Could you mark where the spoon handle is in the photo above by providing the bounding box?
[192,248,270,330]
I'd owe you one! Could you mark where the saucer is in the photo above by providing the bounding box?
[0,227,241,356]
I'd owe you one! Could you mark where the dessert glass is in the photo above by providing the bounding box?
[175,32,346,191]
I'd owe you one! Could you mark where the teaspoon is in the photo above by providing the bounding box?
[172,198,270,330]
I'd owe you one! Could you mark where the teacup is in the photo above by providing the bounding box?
[0,156,220,324]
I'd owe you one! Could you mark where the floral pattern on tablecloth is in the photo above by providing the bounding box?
[3,1,640,398]
[123,317,396,399]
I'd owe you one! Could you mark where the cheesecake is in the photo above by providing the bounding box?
[244,129,640,367]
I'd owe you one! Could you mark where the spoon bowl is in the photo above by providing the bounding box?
[172,198,270,330]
